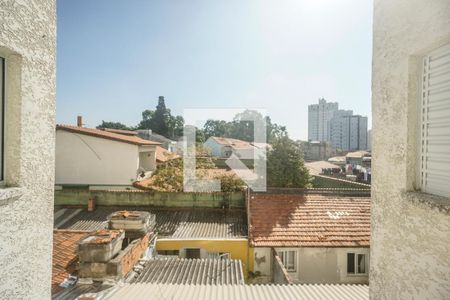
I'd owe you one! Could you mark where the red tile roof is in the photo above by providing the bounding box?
[210,137,256,150]
[52,230,91,294]
[249,193,370,247]
[57,125,160,146]
[100,128,138,136]
[155,146,180,162]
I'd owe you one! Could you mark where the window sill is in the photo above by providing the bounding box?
[404,191,450,215]
[0,187,23,206]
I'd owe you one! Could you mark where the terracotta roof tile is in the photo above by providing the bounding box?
[100,128,138,136]
[57,125,160,146]
[249,193,370,247]
[52,230,91,294]
[155,146,180,162]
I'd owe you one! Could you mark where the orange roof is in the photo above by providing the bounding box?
[155,146,180,162]
[210,137,256,150]
[52,230,91,294]
[57,125,160,146]
[249,193,370,247]
[100,128,137,136]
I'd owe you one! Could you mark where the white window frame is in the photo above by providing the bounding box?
[347,252,366,275]
[0,56,4,183]
[279,250,296,272]
[418,42,450,198]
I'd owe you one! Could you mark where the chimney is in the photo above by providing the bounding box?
[87,197,95,212]
[77,115,83,127]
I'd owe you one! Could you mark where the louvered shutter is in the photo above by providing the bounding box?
[420,43,450,198]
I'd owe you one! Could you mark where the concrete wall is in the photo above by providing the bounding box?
[56,129,140,185]
[55,189,245,208]
[371,0,450,299]
[0,1,56,298]
[252,247,369,284]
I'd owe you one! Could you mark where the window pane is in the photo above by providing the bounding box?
[358,254,365,273]
[347,253,355,273]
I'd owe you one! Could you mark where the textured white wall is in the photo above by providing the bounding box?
[56,130,140,186]
[371,0,450,299]
[0,0,56,298]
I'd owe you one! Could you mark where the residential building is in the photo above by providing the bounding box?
[55,122,160,189]
[0,1,56,298]
[300,140,334,161]
[137,129,178,152]
[54,206,251,278]
[305,161,341,176]
[330,115,368,151]
[308,98,338,142]
[371,0,450,299]
[155,145,180,165]
[204,136,256,158]
[249,191,370,284]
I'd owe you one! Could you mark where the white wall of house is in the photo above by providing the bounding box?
[253,247,369,284]
[56,130,142,186]
[372,0,450,299]
[0,1,56,298]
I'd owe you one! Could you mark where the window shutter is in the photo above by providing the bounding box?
[420,43,450,198]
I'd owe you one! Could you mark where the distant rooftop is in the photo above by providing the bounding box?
[130,257,244,285]
[54,207,247,239]
[249,193,370,247]
[305,161,341,175]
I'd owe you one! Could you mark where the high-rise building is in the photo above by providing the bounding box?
[330,115,368,151]
[308,98,338,142]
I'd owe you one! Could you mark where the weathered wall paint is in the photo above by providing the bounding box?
[156,239,250,280]
[55,189,245,208]
[371,0,450,299]
[0,1,56,298]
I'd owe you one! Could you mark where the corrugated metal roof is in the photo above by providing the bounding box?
[54,207,247,239]
[130,257,244,285]
[102,283,369,300]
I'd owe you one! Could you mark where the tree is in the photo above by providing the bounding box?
[97,121,132,130]
[267,136,311,188]
[137,96,184,139]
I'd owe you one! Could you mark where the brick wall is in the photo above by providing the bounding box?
[116,234,150,277]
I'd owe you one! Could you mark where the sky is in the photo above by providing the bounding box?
[57,0,373,141]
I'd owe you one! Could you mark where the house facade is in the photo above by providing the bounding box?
[248,191,370,284]
[56,124,159,189]
[204,136,256,158]
[371,0,450,299]
[0,1,56,298]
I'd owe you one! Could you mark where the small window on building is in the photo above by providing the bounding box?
[279,250,296,272]
[159,250,179,256]
[347,252,366,275]
[0,57,4,182]
[185,248,201,259]
[419,42,450,198]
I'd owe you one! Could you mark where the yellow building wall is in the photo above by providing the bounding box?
[157,239,251,279]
